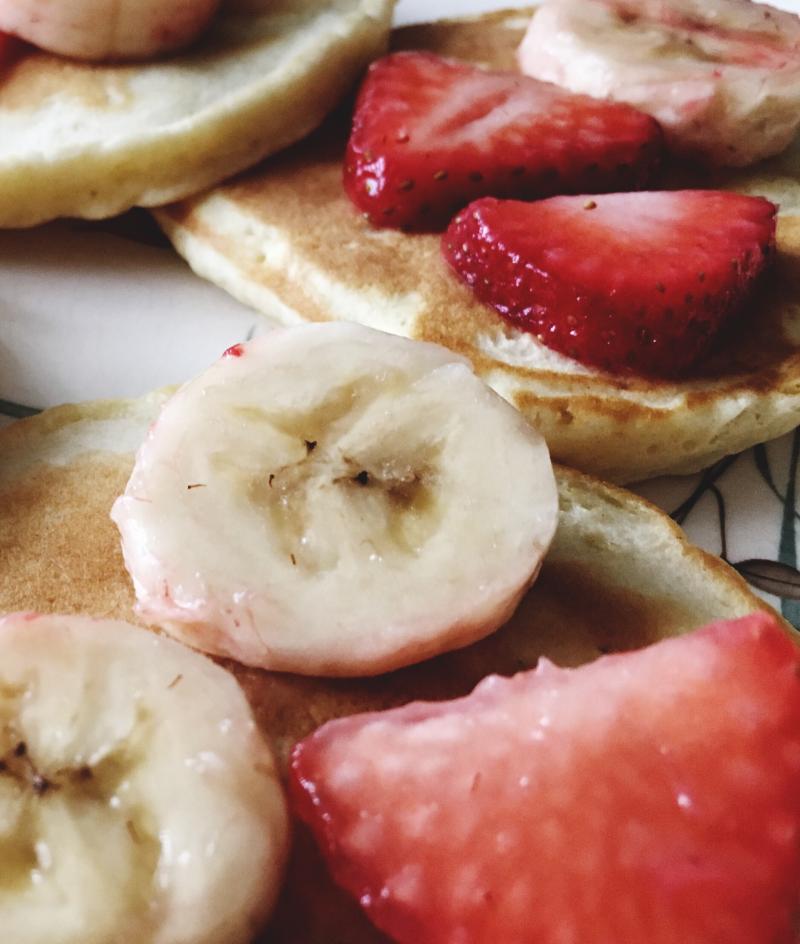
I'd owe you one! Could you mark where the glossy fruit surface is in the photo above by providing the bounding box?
[344,51,663,229]
[292,613,800,944]
[444,190,776,376]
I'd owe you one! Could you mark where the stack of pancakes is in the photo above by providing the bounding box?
[1,5,798,941]
[157,9,800,483]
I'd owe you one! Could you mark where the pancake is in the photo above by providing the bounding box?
[157,8,800,484]
[0,390,775,941]
[0,0,393,227]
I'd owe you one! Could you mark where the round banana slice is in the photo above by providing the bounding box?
[0,0,222,60]
[0,612,289,944]
[518,0,800,167]
[111,323,559,677]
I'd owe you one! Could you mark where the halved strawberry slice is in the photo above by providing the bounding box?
[343,51,664,230]
[291,613,800,944]
[444,190,777,377]
[0,31,30,67]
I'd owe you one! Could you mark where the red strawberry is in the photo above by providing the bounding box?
[343,51,663,230]
[291,613,800,944]
[0,32,29,68]
[444,190,776,377]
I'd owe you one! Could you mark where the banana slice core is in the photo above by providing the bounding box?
[0,612,288,944]
[112,323,559,676]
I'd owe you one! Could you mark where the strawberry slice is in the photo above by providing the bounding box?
[343,51,664,230]
[444,190,776,377]
[291,613,800,944]
[0,31,28,66]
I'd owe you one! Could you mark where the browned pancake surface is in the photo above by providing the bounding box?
[159,10,800,482]
[0,452,697,753]
[0,397,770,941]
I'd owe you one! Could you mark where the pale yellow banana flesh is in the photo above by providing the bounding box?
[0,612,289,944]
[112,323,560,677]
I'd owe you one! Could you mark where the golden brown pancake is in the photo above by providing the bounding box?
[0,390,776,941]
[158,8,800,484]
[0,0,393,226]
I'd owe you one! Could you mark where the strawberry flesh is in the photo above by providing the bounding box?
[0,32,32,68]
[344,51,664,230]
[444,190,777,377]
[292,613,800,944]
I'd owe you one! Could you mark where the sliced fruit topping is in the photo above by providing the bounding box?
[0,0,221,61]
[0,30,22,65]
[111,323,558,677]
[0,612,288,944]
[444,190,776,377]
[343,51,663,229]
[291,612,800,944]
[519,0,800,167]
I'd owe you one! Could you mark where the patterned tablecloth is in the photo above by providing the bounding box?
[2,0,800,626]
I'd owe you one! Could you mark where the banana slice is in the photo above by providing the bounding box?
[0,0,221,61]
[0,612,289,944]
[111,323,559,677]
[518,0,800,167]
